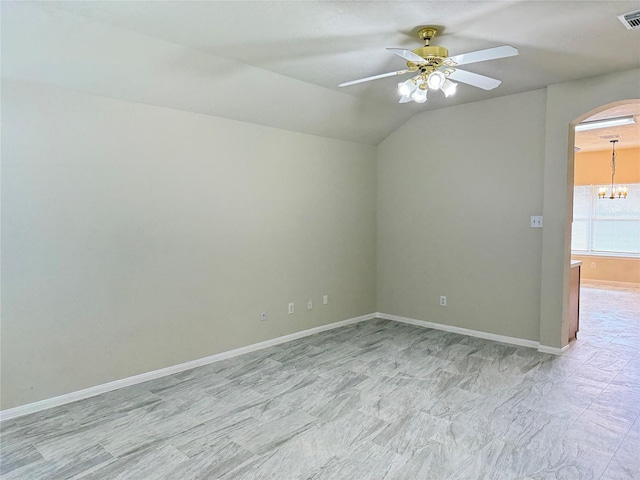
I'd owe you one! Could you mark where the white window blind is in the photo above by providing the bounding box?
[571,184,640,256]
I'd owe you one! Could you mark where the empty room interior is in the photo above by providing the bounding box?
[1,2,639,479]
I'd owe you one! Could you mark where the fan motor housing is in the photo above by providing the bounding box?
[411,45,448,61]
[407,45,449,71]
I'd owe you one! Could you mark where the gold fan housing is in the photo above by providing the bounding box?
[406,27,449,71]
[412,45,449,59]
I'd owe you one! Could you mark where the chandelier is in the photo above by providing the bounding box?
[598,139,628,199]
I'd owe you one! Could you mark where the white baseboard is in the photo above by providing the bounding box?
[376,312,570,356]
[2,311,571,421]
[537,343,571,355]
[376,312,540,349]
[0,313,374,421]
[581,279,640,288]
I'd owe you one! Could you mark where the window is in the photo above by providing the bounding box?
[572,184,640,256]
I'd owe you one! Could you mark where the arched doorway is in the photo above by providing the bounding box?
[569,101,640,346]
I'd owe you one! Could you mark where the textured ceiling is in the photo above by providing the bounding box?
[2,1,640,145]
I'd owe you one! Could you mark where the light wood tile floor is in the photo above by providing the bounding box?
[1,285,638,479]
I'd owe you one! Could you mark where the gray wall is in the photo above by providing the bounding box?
[377,89,547,341]
[3,68,638,411]
[1,81,377,409]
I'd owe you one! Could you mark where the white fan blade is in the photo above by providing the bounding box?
[338,69,411,87]
[447,68,502,90]
[386,48,426,64]
[447,45,518,66]
[399,95,413,103]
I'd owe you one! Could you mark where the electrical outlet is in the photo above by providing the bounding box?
[288,303,294,315]
[591,262,596,269]
[307,299,313,310]
[440,296,447,307]
[260,310,267,321]
[530,216,543,228]
[323,294,328,305]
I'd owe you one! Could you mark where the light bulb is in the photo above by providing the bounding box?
[398,83,411,97]
[411,86,428,103]
[427,71,446,90]
[398,79,416,97]
[598,186,606,198]
[441,79,457,97]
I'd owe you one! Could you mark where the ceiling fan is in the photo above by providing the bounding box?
[339,27,518,104]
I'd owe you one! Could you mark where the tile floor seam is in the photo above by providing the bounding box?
[96,441,117,461]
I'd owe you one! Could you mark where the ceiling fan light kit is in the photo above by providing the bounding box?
[339,26,519,105]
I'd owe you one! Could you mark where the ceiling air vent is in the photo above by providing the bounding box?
[618,10,640,30]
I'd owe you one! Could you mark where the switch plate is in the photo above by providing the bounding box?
[307,299,313,310]
[260,310,267,321]
[440,296,447,307]
[288,303,294,314]
[323,295,328,305]
[530,216,543,228]
[591,262,596,268]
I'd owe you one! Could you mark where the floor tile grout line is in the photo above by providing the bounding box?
[597,411,640,480]
[97,441,117,461]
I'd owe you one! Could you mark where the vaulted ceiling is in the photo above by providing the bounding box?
[3,1,639,145]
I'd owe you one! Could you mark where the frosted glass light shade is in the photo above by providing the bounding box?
[441,79,457,97]
[398,79,416,97]
[427,71,446,90]
[411,87,427,103]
